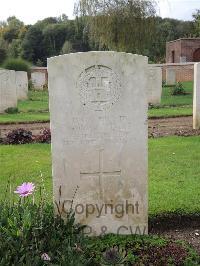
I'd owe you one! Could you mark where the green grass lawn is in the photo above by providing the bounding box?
[161,81,193,107]
[0,82,194,123]
[0,136,199,216]
[149,81,193,118]
[149,106,192,118]
[18,90,49,113]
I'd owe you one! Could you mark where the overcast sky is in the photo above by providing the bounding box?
[0,0,199,24]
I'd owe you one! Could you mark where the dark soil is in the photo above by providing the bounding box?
[148,116,199,138]
[150,214,200,254]
[1,116,199,140]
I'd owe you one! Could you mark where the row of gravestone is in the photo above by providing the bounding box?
[0,70,28,113]
[0,70,48,113]
[0,64,163,113]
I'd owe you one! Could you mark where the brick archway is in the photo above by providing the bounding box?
[193,48,200,62]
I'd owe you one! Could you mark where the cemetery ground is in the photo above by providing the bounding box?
[0,137,200,259]
[0,81,199,264]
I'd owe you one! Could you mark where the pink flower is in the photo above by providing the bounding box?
[14,182,35,197]
[41,253,51,261]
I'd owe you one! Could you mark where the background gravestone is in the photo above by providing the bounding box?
[166,68,176,85]
[0,70,17,113]
[48,52,148,235]
[193,63,200,129]
[31,72,46,90]
[148,66,162,105]
[16,71,28,100]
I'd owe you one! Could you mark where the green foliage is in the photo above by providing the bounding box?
[5,128,33,145]
[0,195,86,265]
[0,192,199,265]
[75,0,157,53]
[0,48,7,64]
[21,25,46,65]
[193,9,200,36]
[171,82,186,96]
[61,40,74,54]
[83,234,199,265]
[3,58,30,72]
[7,39,22,58]
[5,107,19,114]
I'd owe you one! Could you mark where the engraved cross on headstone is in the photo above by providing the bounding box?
[80,149,121,200]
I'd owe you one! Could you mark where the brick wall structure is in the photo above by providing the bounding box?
[166,38,200,63]
[31,63,194,85]
[152,63,194,82]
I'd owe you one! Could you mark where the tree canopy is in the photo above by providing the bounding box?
[0,6,199,66]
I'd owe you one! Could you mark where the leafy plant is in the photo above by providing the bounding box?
[35,128,51,143]
[5,107,19,114]
[0,181,199,265]
[171,82,186,96]
[28,79,34,90]
[0,182,86,265]
[5,128,33,144]
[0,48,7,65]
[3,58,30,72]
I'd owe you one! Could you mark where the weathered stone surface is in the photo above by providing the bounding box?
[48,52,148,236]
[0,70,17,113]
[16,71,28,100]
[31,72,46,90]
[148,66,162,105]
[193,63,200,129]
[166,68,176,85]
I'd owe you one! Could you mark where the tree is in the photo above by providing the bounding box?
[21,25,46,65]
[75,0,157,53]
[0,48,7,65]
[61,41,74,54]
[2,17,24,43]
[193,9,200,36]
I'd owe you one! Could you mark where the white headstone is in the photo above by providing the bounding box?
[0,70,17,113]
[193,63,200,129]
[16,71,28,100]
[48,52,148,236]
[166,68,176,85]
[31,72,46,90]
[148,66,162,105]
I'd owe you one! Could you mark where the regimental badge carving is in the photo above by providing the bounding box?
[78,65,121,111]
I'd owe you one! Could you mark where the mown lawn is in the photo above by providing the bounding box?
[161,81,193,107]
[18,90,49,113]
[0,136,199,216]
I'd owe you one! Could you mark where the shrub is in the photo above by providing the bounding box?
[0,48,7,65]
[35,128,51,143]
[5,128,33,144]
[5,107,19,114]
[28,79,34,90]
[171,82,186,96]
[3,58,30,72]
